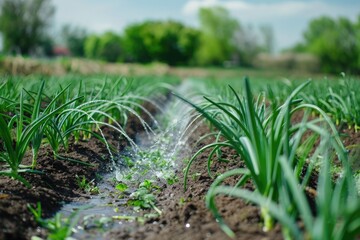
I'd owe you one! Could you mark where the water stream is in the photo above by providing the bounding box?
[56,81,200,239]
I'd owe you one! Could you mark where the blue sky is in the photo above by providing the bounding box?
[52,0,360,52]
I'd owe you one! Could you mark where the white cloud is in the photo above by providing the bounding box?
[183,0,358,20]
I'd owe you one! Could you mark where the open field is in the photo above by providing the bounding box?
[0,56,343,81]
[1,71,360,240]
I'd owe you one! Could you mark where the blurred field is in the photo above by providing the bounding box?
[0,56,342,82]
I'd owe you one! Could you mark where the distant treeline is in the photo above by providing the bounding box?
[63,7,272,67]
[0,0,359,73]
[0,0,273,67]
[289,16,360,74]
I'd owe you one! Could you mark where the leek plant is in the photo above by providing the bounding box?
[23,81,81,167]
[294,76,360,131]
[325,87,360,131]
[0,78,20,111]
[178,77,343,234]
[44,96,157,159]
[0,88,80,186]
[44,79,157,158]
[0,75,175,186]
[207,137,360,240]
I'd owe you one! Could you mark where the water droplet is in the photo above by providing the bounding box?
[185,223,190,228]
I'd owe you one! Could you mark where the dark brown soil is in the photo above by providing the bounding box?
[106,115,360,240]
[0,138,105,240]
[106,124,283,240]
[0,102,157,240]
[1,105,360,240]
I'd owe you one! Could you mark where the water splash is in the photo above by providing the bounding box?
[55,80,204,239]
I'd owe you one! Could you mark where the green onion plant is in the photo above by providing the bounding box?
[178,77,345,235]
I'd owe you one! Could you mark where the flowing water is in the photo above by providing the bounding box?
[56,81,202,239]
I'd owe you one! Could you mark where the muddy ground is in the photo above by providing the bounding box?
[107,123,283,240]
[0,100,158,240]
[1,108,360,239]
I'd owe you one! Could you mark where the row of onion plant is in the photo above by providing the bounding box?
[262,75,360,132]
[0,75,176,187]
[178,78,360,239]
[300,77,360,132]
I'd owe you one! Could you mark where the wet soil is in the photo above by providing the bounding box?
[0,102,158,240]
[106,116,360,240]
[1,107,360,240]
[107,124,283,240]
[0,138,106,240]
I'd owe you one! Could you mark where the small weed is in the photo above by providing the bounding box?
[123,156,135,168]
[115,182,128,192]
[139,179,160,191]
[166,174,179,185]
[28,202,80,240]
[179,197,187,205]
[128,180,162,215]
[191,172,201,181]
[76,175,100,194]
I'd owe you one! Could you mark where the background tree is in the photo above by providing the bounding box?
[123,21,200,65]
[61,24,88,57]
[354,15,360,71]
[84,35,100,59]
[294,16,359,73]
[0,0,55,55]
[84,32,122,62]
[122,22,151,63]
[195,6,240,65]
[97,32,122,62]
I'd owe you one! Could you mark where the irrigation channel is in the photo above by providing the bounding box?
[57,81,201,239]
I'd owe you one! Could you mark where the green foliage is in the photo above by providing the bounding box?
[266,75,360,131]
[195,6,239,65]
[98,32,123,62]
[76,175,99,194]
[28,202,81,240]
[123,20,200,65]
[296,16,359,73]
[61,24,88,57]
[208,142,360,240]
[195,35,227,66]
[0,83,79,186]
[115,182,128,192]
[0,0,55,55]
[0,75,173,186]
[84,32,122,62]
[194,6,264,66]
[128,180,162,215]
[84,34,100,59]
[179,78,348,237]
[302,78,360,131]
